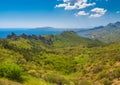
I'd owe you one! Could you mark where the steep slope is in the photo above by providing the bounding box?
[42,31,103,47]
[84,22,120,43]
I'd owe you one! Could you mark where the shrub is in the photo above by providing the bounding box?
[114,56,120,61]
[0,63,25,82]
[43,72,70,85]
[101,78,112,85]
[74,80,91,85]
[112,67,120,79]
[92,65,103,74]
[97,71,108,80]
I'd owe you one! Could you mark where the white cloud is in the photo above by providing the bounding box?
[77,2,96,9]
[56,4,67,8]
[65,3,77,10]
[56,0,107,18]
[91,8,107,14]
[90,8,107,18]
[63,0,70,2]
[56,0,96,10]
[75,11,89,16]
[90,14,102,18]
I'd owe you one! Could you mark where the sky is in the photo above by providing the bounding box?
[0,0,120,28]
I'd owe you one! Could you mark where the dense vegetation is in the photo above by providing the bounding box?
[0,31,120,85]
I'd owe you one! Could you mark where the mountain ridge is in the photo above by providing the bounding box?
[80,21,120,43]
[6,31,103,48]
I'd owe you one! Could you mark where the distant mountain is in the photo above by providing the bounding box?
[82,21,120,44]
[32,22,120,44]
[35,27,55,30]
[35,27,90,31]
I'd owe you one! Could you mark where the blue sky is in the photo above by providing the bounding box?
[0,0,120,28]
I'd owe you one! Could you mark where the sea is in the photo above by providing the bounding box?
[0,28,91,38]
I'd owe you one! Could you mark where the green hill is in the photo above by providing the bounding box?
[0,31,120,85]
[41,31,103,47]
[7,31,102,48]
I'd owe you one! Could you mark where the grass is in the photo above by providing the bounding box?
[23,76,52,85]
[0,76,52,85]
[0,78,22,85]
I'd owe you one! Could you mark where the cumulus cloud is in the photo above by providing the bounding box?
[56,3,67,8]
[56,0,107,18]
[75,11,89,16]
[56,0,96,10]
[90,14,102,18]
[90,8,107,18]
[91,8,107,14]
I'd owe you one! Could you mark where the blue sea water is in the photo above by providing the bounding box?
[0,28,91,38]
[77,32,92,39]
[0,28,63,38]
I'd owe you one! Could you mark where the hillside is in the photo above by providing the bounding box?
[7,31,103,48]
[42,31,104,47]
[83,22,120,43]
[0,31,120,85]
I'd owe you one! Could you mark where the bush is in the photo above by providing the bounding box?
[114,56,120,61]
[92,65,103,74]
[113,67,120,78]
[97,71,108,80]
[101,78,112,85]
[73,79,91,85]
[0,63,25,82]
[43,72,70,85]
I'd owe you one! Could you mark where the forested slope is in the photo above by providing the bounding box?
[0,31,120,85]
